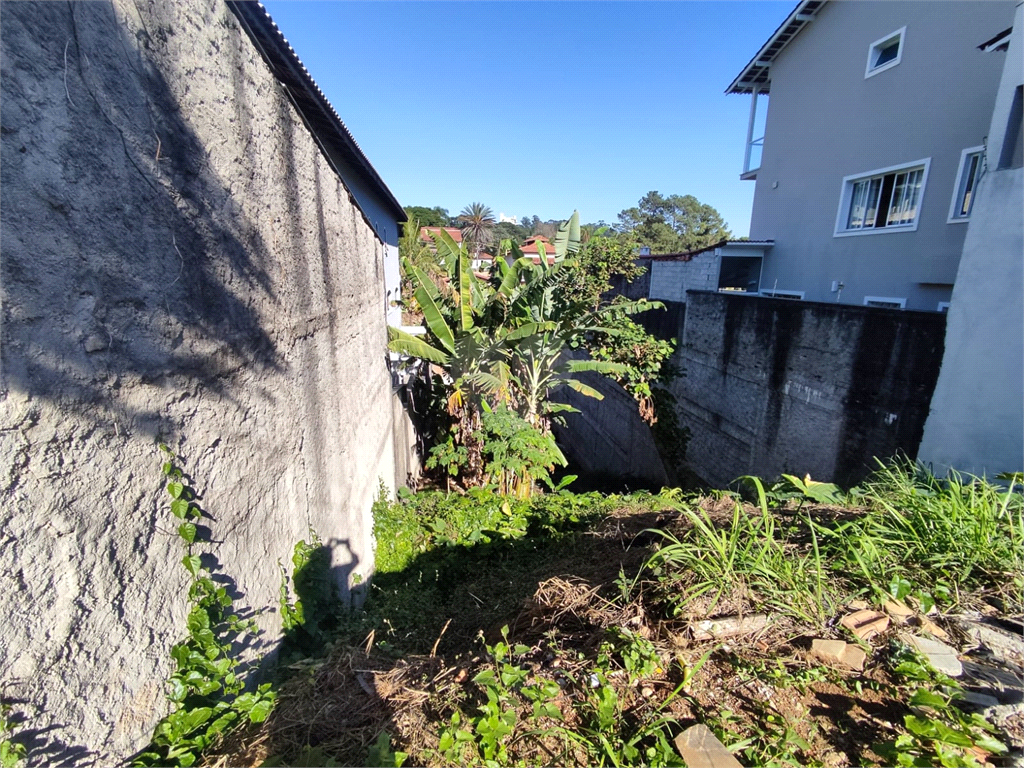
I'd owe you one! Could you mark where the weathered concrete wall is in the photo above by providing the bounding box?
[918,2,1024,478]
[1,2,412,764]
[649,255,719,303]
[671,292,946,488]
[551,354,668,489]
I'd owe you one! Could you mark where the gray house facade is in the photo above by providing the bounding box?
[728,1,1015,310]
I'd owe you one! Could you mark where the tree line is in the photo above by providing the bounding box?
[404,190,732,257]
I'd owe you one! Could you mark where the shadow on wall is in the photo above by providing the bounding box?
[0,1,302,438]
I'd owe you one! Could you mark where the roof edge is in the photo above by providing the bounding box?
[227,1,407,223]
[725,0,826,95]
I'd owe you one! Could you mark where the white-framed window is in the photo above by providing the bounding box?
[834,158,931,237]
[760,289,804,300]
[948,146,984,223]
[865,27,905,78]
[864,296,906,309]
[937,301,950,312]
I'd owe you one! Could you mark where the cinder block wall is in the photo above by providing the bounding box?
[671,292,946,488]
[1,2,409,763]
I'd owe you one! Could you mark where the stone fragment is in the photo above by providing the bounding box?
[914,615,949,641]
[847,599,870,611]
[904,634,963,677]
[809,639,867,672]
[673,724,743,768]
[884,599,915,623]
[690,614,770,641]
[951,617,1024,666]
[956,690,1001,709]
[840,610,890,641]
[83,334,107,352]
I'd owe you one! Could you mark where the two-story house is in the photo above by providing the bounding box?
[726,0,1015,311]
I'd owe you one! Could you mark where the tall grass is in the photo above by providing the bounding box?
[645,463,1023,624]
[819,461,1024,607]
[647,478,838,627]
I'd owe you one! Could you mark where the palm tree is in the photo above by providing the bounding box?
[456,203,496,259]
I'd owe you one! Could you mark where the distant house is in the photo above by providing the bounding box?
[726,0,1015,310]
[647,239,775,304]
[519,235,557,265]
[419,226,463,245]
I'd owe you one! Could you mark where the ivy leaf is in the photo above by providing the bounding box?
[247,698,273,723]
[170,499,190,519]
[162,462,174,476]
[177,523,197,544]
[167,481,185,500]
[182,554,201,576]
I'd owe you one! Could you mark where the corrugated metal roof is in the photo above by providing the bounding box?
[648,239,774,262]
[227,1,406,223]
[725,0,827,95]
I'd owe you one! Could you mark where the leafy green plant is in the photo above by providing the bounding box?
[366,731,408,768]
[478,406,566,498]
[0,705,26,768]
[133,447,275,767]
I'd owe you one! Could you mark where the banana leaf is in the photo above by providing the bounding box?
[387,326,450,364]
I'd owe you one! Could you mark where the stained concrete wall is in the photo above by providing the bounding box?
[671,292,946,489]
[1,2,413,764]
[551,353,668,489]
[918,2,1024,478]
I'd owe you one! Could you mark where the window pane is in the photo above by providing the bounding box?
[887,172,908,226]
[863,178,881,228]
[874,39,900,67]
[848,180,867,229]
[959,153,981,216]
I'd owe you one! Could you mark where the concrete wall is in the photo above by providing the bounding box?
[670,292,946,489]
[0,2,413,764]
[649,255,720,303]
[551,354,668,489]
[918,1,1024,478]
[748,1,1013,309]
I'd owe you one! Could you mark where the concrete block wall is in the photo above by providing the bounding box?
[670,292,946,488]
[649,255,720,303]
[0,2,413,764]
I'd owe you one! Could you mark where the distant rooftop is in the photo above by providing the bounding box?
[647,240,775,262]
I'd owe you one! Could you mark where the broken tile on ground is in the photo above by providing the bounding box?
[840,609,890,641]
[883,600,915,623]
[913,615,948,641]
[904,633,963,677]
[809,638,867,672]
[689,614,770,641]
[674,724,743,768]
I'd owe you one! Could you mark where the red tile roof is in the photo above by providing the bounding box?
[420,226,463,243]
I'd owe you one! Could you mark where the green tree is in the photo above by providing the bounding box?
[617,191,731,254]
[457,202,497,259]
[490,220,529,250]
[405,205,451,227]
[388,215,654,491]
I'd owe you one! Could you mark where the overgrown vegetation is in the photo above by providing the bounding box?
[0,706,26,768]
[133,448,275,768]
[390,212,678,494]
[208,461,1022,768]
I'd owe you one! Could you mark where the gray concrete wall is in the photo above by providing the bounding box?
[649,255,720,303]
[0,2,413,764]
[551,354,669,489]
[918,2,1024,478]
[671,292,946,489]
[748,1,1013,309]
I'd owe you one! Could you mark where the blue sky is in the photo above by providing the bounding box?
[262,1,791,236]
